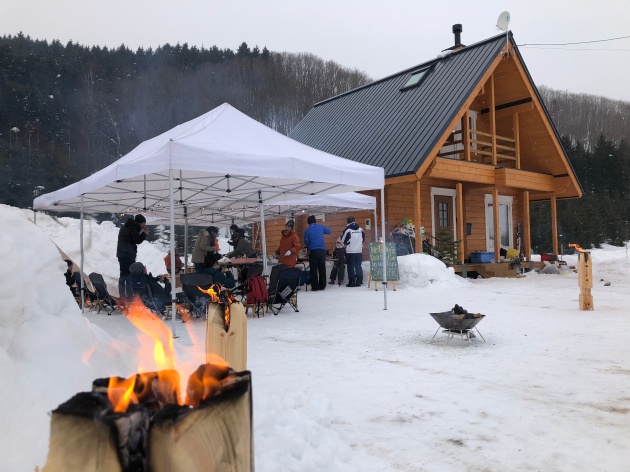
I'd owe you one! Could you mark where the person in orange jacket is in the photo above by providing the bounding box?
[275,220,300,268]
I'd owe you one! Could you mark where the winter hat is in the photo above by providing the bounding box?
[347,216,355,224]
[307,215,316,225]
[135,214,146,224]
[286,220,295,229]
[205,252,221,266]
[129,262,145,274]
[207,226,219,235]
[229,224,239,232]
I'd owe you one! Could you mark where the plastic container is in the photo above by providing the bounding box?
[470,252,494,263]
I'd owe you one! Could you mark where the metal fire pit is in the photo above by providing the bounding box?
[430,311,486,345]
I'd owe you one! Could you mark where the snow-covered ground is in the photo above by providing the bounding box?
[1,204,629,471]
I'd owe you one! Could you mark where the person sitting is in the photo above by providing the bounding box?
[64,259,82,297]
[164,250,184,273]
[274,220,300,268]
[126,261,172,314]
[225,228,257,259]
[197,253,237,289]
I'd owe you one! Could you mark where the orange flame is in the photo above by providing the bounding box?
[108,376,138,413]
[197,284,237,332]
[106,295,233,413]
[569,243,585,253]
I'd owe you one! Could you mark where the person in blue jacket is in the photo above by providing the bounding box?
[197,252,237,289]
[304,215,332,291]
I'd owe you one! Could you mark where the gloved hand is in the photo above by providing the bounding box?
[284,250,292,256]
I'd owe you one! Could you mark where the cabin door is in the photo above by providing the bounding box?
[432,191,455,251]
[484,194,513,252]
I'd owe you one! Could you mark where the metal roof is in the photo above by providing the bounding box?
[289,34,509,177]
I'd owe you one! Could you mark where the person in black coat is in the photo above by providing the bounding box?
[126,261,172,313]
[116,214,149,296]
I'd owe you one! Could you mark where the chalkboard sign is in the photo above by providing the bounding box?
[368,242,400,282]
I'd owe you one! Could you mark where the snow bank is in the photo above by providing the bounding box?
[395,253,467,288]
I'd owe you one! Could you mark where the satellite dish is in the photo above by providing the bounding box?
[496,11,510,31]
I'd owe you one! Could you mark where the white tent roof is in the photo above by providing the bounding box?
[33,103,384,220]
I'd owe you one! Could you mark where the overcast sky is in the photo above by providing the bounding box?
[2,0,630,101]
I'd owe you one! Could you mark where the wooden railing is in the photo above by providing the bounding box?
[438,129,518,167]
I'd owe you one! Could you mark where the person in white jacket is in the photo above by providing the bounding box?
[341,216,365,287]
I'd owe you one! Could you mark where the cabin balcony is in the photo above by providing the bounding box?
[437,129,519,168]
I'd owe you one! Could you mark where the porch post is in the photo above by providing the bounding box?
[490,75,497,166]
[414,179,422,253]
[523,190,531,260]
[456,182,464,262]
[492,189,500,261]
[551,195,558,256]
[462,110,470,161]
[514,112,521,169]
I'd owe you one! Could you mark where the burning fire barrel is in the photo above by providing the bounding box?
[42,295,254,472]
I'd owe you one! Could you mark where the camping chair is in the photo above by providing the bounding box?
[88,273,120,315]
[125,273,166,317]
[179,273,214,319]
[267,266,301,315]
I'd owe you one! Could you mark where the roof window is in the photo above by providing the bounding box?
[401,67,431,91]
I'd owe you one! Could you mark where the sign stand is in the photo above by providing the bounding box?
[368,242,399,291]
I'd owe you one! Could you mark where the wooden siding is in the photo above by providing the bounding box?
[263,209,376,259]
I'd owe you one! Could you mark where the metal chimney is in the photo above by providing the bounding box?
[453,24,463,48]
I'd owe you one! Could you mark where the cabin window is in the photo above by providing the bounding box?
[438,202,449,228]
[400,67,431,90]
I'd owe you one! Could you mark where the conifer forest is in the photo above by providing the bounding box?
[2,33,629,252]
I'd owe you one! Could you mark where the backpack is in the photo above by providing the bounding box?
[246,275,268,305]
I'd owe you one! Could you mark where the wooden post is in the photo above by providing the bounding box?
[456,182,465,263]
[551,195,558,256]
[577,252,594,310]
[513,112,521,169]
[462,110,470,161]
[523,190,531,260]
[492,189,500,262]
[489,75,497,166]
[206,302,248,372]
[414,180,423,253]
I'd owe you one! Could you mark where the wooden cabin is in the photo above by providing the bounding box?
[284,27,582,271]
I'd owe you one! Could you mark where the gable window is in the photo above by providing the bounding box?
[400,67,431,91]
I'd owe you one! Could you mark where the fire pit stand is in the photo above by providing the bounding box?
[429,311,486,346]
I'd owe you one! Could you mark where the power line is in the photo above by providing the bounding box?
[521,46,630,52]
[519,34,630,47]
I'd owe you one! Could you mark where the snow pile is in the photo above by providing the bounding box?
[395,253,467,288]
[0,207,129,471]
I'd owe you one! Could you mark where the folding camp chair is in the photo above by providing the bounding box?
[124,273,166,316]
[88,272,120,315]
[267,266,301,315]
[179,273,214,319]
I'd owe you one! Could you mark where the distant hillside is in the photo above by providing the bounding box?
[539,86,630,151]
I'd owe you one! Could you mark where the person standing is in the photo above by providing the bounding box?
[225,229,257,259]
[342,216,365,287]
[116,214,149,296]
[329,237,346,286]
[192,226,219,272]
[304,215,331,291]
[275,220,300,268]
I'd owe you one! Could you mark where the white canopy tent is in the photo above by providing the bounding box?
[34,104,389,333]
